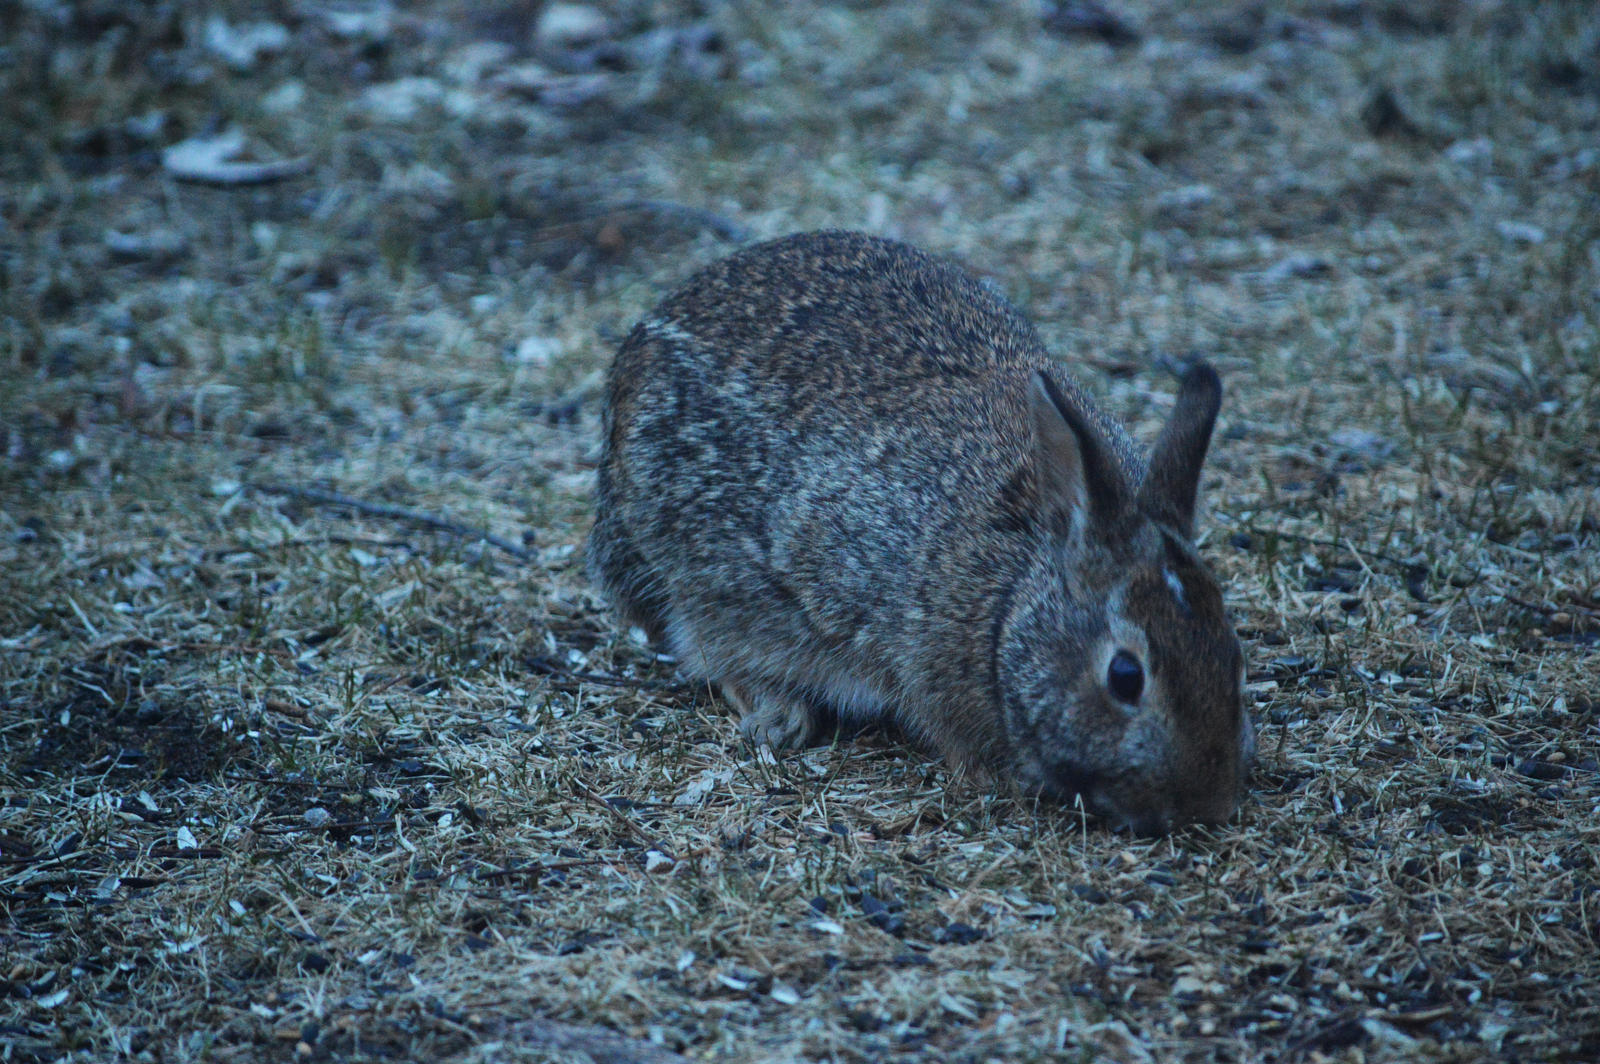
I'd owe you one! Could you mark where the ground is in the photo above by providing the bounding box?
[2,1,1598,1061]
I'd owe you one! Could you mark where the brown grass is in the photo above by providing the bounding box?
[3,1,1598,1061]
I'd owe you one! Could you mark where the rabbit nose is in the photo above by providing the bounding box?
[1047,764,1104,809]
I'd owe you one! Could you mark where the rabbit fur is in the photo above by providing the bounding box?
[587,230,1253,833]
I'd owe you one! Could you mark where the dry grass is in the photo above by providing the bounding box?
[3,1,1598,1061]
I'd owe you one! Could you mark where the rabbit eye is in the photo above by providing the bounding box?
[1107,650,1144,703]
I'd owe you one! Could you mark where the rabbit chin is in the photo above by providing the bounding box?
[1010,709,1240,835]
[1020,755,1188,837]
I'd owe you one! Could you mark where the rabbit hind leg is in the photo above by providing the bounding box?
[585,515,672,647]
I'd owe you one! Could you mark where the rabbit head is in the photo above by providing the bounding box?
[993,365,1253,833]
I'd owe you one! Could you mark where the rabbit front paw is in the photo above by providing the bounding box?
[723,679,814,751]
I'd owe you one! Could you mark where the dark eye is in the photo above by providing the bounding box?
[1107,650,1144,704]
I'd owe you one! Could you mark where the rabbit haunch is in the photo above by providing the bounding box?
[588,230,1253,833]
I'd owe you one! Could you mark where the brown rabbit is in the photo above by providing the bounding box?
[587,231,1253,833]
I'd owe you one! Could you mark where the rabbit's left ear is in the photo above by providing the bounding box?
[1137,364,1221,538]
[1030,371,1133,536]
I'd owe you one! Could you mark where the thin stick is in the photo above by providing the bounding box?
[1217,516,1419,571]
[466,1018,692,1064]
[573,781,675,859]
[251,483,534,560]
[607,199,752,243]
[250,819,395,837]
[523,655,685,693]
[475,856,623,881]
[1503,593,1600,621]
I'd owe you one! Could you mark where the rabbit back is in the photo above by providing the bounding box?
[591,231,1117,713]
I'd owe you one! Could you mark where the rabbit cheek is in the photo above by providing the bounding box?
[993,571,1129,805]
[1001,675,1131,810]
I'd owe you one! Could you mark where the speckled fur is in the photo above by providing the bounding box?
[588,231,1252,832]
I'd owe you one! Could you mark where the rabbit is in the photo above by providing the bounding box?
[587,230,1253,834]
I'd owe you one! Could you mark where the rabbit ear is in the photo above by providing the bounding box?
[1030,371,1131,533]
[1138,363,1222,537]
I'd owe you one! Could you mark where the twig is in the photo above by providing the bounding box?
[101,636,296,660]
[0,849,87,869]
[207,535,417,559]
[1217,516,1420,572]
[251,483,534,560]
[572,781,675,859]
[140,846,225,859]
[523,655,685,693]
[475,857,621,881]
[489,1019,693,1064]
[223,774,348,789]
[446,1012,693,1064]
[1228,520,1599,620]
[1503,593,1600,620]
[0,846,224,879]
[532,367,605,423]
[607,199,752,243]
[250,819,393,837]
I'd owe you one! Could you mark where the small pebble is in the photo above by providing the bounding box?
[203,16,290,72]
[537,4,613,49]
